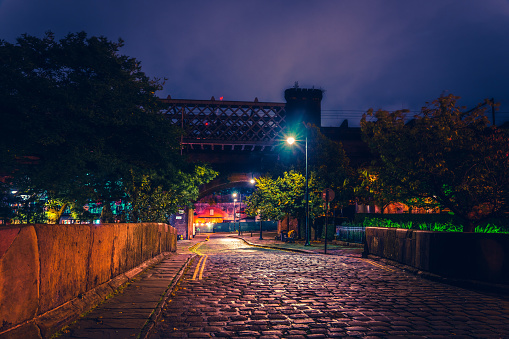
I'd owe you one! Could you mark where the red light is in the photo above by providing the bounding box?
[220,96,224,101]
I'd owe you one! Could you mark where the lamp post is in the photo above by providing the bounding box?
[286,133,310,246]
[233,193,237,233]
[233,192,242,235]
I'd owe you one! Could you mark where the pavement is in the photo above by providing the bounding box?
[55,232,362,339]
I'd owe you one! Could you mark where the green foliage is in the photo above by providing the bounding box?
[320,223,337,240]
[245,170,325,224]
[0,32,217,223]
[126,165,217,223]
[355,213,462,226]
[475,224,508,234]
[11,196,47,224]
[362,217,413,229]
[362,216,506,233]
[361,94,509,232]
[307,125,355,209]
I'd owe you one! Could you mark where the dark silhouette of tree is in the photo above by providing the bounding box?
[361,94,509,232]
[0,32,216,222]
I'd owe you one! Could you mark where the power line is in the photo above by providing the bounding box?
[322,109,509,114]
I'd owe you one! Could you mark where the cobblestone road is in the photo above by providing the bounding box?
[150,235,509,338]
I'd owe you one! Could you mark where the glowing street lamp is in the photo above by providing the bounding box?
[286,134,310,246]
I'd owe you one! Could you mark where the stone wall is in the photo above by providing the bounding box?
[364,227,509,284]
[0,223,176,338]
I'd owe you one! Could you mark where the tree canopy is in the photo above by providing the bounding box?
[361,94,509,232]
[280,124,354,208]
[0,32,216,223]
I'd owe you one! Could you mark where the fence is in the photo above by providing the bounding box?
[212,221,277,233]
[336,226,366,243]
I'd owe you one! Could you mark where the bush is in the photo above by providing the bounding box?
[359,215,508,233]
[354,213,462,226]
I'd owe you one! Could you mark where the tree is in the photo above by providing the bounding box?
[307,125,355,215]
[245,176,284,222]
[361,94,509,232]
[354,167,401,214]
[280,124,355,216]
[0,32,216,222]
[125,165,217,223]
[245,170,324,237]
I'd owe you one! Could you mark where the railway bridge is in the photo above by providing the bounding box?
[161,87,367,238]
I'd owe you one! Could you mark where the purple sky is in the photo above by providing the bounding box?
[1,0,508,126]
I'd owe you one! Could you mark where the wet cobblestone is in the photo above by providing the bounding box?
[150,236,509,338]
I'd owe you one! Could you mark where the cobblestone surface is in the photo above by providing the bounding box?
[150,235,509,338]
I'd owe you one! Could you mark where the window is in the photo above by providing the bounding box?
[210,209,214,216]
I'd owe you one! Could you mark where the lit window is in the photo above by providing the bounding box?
[210,209,214,216]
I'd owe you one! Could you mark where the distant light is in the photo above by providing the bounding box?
[11,190,18,194]
[220,96,224,101]
[287,137,296,145]
[250,179,255,184]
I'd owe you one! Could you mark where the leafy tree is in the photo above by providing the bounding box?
[354,167,400,214]
[279,124,355,227]
[307,125,355,215]
[126,165,217,223]
[0,31,216,222]
[361,94,509,232]
[246,170,324,237]
[355,166,441,214]
[245,176,283,222]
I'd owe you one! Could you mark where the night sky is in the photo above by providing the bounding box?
[1,0,508,126]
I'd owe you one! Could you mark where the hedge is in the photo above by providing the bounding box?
[354,213,509,231]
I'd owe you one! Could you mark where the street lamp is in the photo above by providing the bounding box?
[286,133,310,246]
[232,193,238,234]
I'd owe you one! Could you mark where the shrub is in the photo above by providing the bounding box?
[362,217,507,233]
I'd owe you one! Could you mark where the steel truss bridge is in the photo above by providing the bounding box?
[161,97,288,153]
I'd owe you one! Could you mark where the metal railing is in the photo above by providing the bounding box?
[336,226,365,243]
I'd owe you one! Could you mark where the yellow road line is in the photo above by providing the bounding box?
[192,256,205,280]
[192,255,209,280]
[199,255,208,280]
[359,258,394,272]
[189,242,204,255]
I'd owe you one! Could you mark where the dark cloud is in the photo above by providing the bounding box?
[1,0,508,126]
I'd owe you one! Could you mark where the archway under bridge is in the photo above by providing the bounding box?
[197,172,258,200]
[183,172,260,237]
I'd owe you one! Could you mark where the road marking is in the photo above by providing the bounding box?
[192,255,205,280]
[359,258,395,272]
[199,255,208,280]
[192,255,208,280]
[189,242,204,255]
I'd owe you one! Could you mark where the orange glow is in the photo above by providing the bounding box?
[220,96,224,101]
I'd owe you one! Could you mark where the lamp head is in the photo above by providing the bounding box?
[286,137,296,145]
